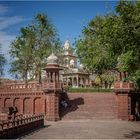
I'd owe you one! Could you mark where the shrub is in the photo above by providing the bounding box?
[68,87,113,93]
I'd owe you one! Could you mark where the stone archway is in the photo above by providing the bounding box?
[4,98,12,107]
[33,97,44,114]
[68,78,72,86]
[23,97,32,114]
[13,98,23,114]
[0,98,2,111]
[82,78,85,87]
[73,77,77,87]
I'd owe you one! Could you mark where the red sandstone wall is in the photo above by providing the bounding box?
[14,98,23,114]
[33,97,45,114]
[0,93,46,116]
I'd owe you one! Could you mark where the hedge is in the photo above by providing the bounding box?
[67,87,113,93]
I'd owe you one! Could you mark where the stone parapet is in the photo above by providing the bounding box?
[114,82,134,92]
[0,114,44,139]
[0,82,63,93]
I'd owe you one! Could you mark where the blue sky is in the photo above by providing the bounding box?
[0,1,118,78]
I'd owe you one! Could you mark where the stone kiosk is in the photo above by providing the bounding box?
[43,53,63,121]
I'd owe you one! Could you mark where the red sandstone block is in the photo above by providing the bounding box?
[0,113,9,121]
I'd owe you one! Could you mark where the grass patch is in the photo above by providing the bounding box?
[68,87,113,93]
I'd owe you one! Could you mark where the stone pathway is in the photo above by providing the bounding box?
[21,119,140,139]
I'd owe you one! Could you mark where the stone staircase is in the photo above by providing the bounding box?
[60,93,118,120]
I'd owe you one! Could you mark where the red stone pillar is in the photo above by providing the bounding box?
[43,53,63,121]
[116,93,131,120]
[114,77,135,120]
[45,92,60,121]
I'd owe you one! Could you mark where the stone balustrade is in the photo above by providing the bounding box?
[0,114,44,139]
[42,82,63,91]
[114,82,134,91]
[0,82,63,93]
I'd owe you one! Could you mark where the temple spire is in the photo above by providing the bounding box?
[64,39,70,50]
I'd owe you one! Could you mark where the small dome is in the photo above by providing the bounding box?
[47,53,58,64]
[64,39,70,50]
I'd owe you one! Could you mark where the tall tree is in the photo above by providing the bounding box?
[31,13,61,83]
[10,27,35,84]
[10,13,62,83]
[76,1,140,88]
[0,45,6,78]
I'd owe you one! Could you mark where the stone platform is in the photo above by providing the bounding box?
[21,119,140,139]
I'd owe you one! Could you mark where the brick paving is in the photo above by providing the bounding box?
[21,119,140,139]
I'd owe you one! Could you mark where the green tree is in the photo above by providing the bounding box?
[76,1,140,88]
[31,13,61,83]
[10,13,62,83]
[115,1,140,87]
[76,16,115,86]
[10,27,35,84]
[0,45,6,78]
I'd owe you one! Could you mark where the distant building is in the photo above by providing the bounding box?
[60,40,90,88]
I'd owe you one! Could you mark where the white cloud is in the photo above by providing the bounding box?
[0,31,15,79]
[0,4,26,78]
[0,31,15,59]
[0,16,24,30]
[0,4,26,61]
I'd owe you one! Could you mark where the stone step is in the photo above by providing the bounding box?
[60,93,118,120]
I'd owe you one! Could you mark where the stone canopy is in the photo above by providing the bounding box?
[47,53,58,65]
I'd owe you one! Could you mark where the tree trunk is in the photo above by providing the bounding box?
[98,75,103,88]
[24,69,28,88]
[38,67,42,83]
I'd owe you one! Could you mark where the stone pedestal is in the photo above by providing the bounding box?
[114,81,135,120]
[116,93,131,120]
[45,92,60,121]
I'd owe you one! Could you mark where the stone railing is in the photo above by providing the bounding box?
[42,82,63,91]
[0,114,44,139]
[0,82,63,93]
[114,81,134,91]
[0,82,42,92]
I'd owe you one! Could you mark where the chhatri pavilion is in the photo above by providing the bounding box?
[59,40,90,88]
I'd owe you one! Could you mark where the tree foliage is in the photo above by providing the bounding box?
[10,27,35,83]
[76,1,140,88]
[10,13,62,83]
[0,45,6,78]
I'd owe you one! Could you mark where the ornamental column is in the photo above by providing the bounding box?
[43,53,63,121]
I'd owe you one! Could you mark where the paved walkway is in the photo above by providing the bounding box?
[21,119,140,139]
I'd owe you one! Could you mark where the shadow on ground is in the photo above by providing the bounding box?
[15,125,51,139]
[60,97,84,119]
[124,131,140,139]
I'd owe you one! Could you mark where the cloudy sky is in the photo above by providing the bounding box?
[0,1,117,79]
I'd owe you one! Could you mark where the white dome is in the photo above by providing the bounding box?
[47,53,58,64]
[64,39,70,50]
